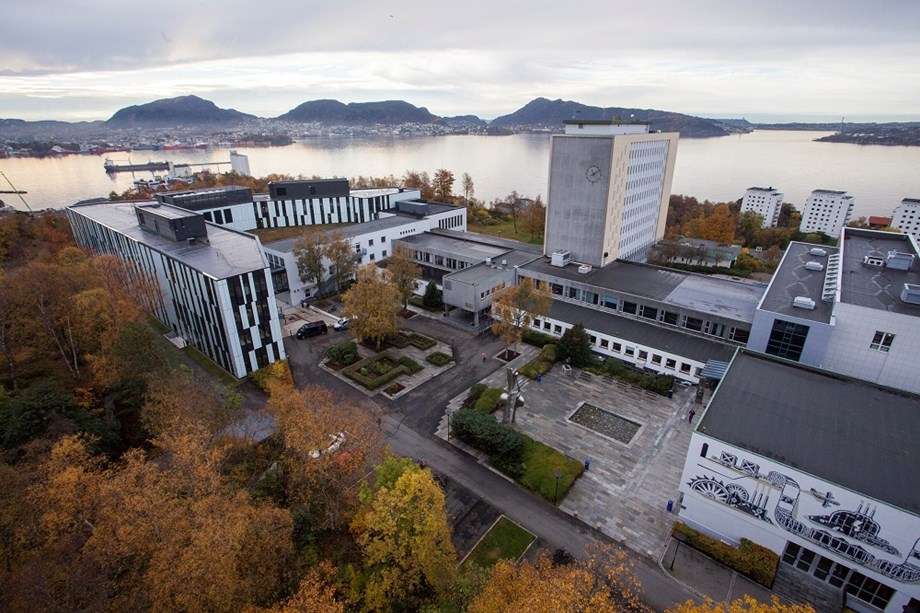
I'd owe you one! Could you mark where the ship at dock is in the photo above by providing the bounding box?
[104,158,171,173]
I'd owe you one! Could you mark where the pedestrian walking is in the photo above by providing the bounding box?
[688,409,696,423]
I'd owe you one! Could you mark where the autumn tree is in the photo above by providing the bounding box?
[342,266,401,348]
[490,277,552,356]
[521,195,546,242]
[667,595,815,613]
[259,561,346,613]
[267,382,385,531]
[469,543,649,613]
[141,366,242,440]
[736,210,765,246]
[351,456,456,611]
[432,169,455,201]
[403,170,433,199]
[385,242,421,309]
[293,231,327,297]
[324,230,359,294]
[686,204,737,244]
[461,172,475,204]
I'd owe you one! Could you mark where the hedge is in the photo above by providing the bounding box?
[426,351,453,366]
[586,357,674,396]
[519,344,556,380]
[672,522,778,587]
[450,409,523,476]
[408,332,437,350]
[522,329,557,348]
[386,332,411,348]
[473,387,505,414]
[398,355,423,374]
[343,353,408,390]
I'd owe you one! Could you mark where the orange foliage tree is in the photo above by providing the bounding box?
[668,595,815,613]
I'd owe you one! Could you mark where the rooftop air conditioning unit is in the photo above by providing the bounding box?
[863,255,885,267]
[901,283,920,305]
[793,296,816,310]
[885,251,915,271]
[578,264,592,274]
[501,259,507,266]
[550,250,572,267]
[485,257,492,266]
[809,247,828,257]
[804,261,824,272]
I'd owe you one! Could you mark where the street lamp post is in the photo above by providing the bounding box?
[670,532,687,570]
[553,471,562,505]
[447,411,451,441]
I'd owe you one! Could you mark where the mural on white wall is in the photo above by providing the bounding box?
[688,450,920,584]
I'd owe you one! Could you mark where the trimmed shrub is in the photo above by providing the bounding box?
[249,360,294,391]
[450,409,524,476]
[408,332,437,350]
[343,353,407,390]
[426,351,452,366]
[325,341,358,366]
[473,387,505,414]
[465,383,488,407]
[672,522,778,587]
[398,355,423,374]
[519,344,556,380]
[586,356,674,396]
[522,329,556,348]
[386,332,411,348]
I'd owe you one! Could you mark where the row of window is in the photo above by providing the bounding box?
[531,319,698,375]
[782,542,893,609]
[438,214,464,230]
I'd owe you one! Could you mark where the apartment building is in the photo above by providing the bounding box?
[740,186,784,227]
[799,189,855,236]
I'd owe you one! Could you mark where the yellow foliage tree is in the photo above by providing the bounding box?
[469,543,648,613]
[490,277,552,355]
[385,242,421,309]
[667,595,815,613]
[351,458,456,610]
[342,265,401,348]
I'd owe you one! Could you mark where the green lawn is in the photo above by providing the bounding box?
[462,517,535,569]
[181,345,240,387]
[516,436,584,504]
[467,220,544,246]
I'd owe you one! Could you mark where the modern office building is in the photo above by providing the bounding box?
[678,349,920,613]
[891,198,920,241]
[740,187,784,227]
[156,181,423,233]
[747,228,920,394]
[544,120,679,266]
[799,189,855,236]
[262,200,466,305]
[66,201,285,378]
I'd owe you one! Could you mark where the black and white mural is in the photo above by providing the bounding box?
[687,450,920,584]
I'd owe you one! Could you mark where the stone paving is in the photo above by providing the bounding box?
[437,358,700,559]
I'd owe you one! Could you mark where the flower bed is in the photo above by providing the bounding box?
[343,352,408,390]
[398,355,423,374]
[408,332,437,350]
[672,522,778,588]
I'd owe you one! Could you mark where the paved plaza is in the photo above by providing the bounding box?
[437,352,700,559]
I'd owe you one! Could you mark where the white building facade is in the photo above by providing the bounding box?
[544,120,679,266]
[892,198,920,242]
[66,202,286,378]
[741,187,784,227]
[799,189,855,236]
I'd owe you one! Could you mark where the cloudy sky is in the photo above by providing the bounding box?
[2,0,919,123]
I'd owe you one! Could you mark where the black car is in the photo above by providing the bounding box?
[296,321,327,338]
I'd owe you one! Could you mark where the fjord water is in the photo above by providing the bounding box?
[2,130,919,218]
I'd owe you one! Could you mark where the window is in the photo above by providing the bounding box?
[638,350,648,361]
[665,358,676,369]
[662,311,679,326]
[589,335,597,344]
[553,325,562,334]
[612,342,622,352]
[870,331,895,352]
[766,319,810,362]
[846,571,895,609]
[369,239,374,246]
[382,250,387,258]
[381,235,386,242]
[625,347,635,357]
[550,283,563,295]
[640,306,657,320]
[729,327,750,343]
[567,287,579,300]
[534,319,541,328]
[684,317,703,331]
[651,354,661,364]
[602,295,618,309]
[600,339,609,349]
[369,253,375,261]
[680,363,691,373]
[622,301,638,315]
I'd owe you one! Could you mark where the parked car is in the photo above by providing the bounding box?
[296,321,327,338]
[332,317,350,331]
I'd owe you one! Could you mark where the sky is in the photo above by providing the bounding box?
[2,0,920,123]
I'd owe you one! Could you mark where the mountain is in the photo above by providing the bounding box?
[441,114,487,127]
[490,98,743,137]
[277,100,439,124]
[105,95,256,128]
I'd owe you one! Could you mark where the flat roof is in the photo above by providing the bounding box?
[522,259,766,323]
[839,228,920,315]
[548,301,737,363]
[429,228,543,254]
[445,250,540,285]
[699,350,920,513]
[812,189,849,196]
[264,215,417,253]
[69,201,266,279]
[758,242,838,324]
[400,232,510,260]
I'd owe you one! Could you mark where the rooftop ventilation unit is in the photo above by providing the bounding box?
[809,247,828,257]
[550,250,572,267]
[804,261,824,272]
[901,283,920,305]
[793,296,816,310]
[501,259,507,267]
[863,255,885,267]
[578,264,592,274]
[885,251,915,271]
[485,257,492,266]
